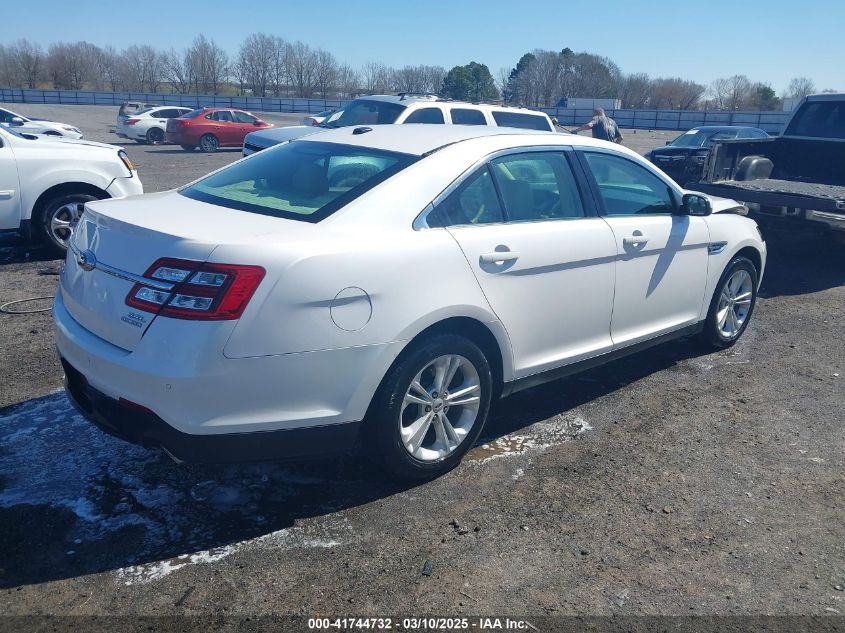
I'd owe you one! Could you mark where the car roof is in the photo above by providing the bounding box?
[294,124,567,156]
[352,95,550,116]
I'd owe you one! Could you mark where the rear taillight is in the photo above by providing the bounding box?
[125,257,265,321]
[124,118,139,126]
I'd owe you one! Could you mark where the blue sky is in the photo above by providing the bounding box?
[6,0,841,93]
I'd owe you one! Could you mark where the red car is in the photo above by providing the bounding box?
[166,108,273,152]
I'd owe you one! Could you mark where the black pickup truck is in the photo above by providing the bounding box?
[691,94,845,236]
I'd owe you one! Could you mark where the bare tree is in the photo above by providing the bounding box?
[13,39,44,88]
[361,61,390,93]
[313,49,338,97]
[786,76,816,99]
[335,64,359,98]
[286,41,317,97]
[619,73,651,108]
[651,77,705,109]
[236,33,275,96]
[161,48,193,94]
[710,75,753,110]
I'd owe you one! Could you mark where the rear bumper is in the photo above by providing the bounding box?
[61,357,362,463]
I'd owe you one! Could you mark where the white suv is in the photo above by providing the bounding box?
[0,125,143,253]
[243,94,556,155]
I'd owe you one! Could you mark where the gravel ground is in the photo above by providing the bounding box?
[0,105,843,622]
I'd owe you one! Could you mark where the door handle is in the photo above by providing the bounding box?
[480,251,519,264]
[623,234,649,246]
[0,190,15,199]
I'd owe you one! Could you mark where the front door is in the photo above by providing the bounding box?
[439,150,618,378]
[0,133,21,230]
[579,149,710,347]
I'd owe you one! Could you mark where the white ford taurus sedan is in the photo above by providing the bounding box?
[54,125,765,479]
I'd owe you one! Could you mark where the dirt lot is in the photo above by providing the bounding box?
[0,104,843,622]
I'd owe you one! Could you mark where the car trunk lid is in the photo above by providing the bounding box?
[59,191,301,351]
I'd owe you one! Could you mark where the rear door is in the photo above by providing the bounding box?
[578,149,710,347]
[438,148,617,378]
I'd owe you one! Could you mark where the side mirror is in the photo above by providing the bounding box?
[254,120,263,126]
[10,117,24,126]
[682,193,712,216]
[665,140,671,145]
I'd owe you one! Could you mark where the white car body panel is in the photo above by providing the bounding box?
[54,126,766,446]
[0,127,142,231]
[0,107,83,139]
[116,107,192,141]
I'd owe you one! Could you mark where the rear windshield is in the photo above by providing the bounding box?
[180,141,418,223]
[322,100,406,128]
[182,109,209,119]
[492,111,552,131]
[785,101,845,139]
[670,129,736,148]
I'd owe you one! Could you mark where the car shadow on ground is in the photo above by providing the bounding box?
[757,228,845,298]
[0,335,708,589]
[0,234,60,266]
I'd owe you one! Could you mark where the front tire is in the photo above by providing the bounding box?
[701,256,758,349]
[199,134,219,153]
[369,334,492,480]
[35,193,101,255]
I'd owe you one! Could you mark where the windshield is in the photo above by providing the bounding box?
[180,140,418,223]
[321,100,406,129]
[785,101,845,139]
[670,129,736,148]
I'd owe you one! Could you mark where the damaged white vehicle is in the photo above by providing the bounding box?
[54,126,765,479]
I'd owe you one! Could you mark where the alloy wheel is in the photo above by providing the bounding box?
[716,269,753,339]
[49,202,84,248]
[399,354,481,461]
[200,135,219,152]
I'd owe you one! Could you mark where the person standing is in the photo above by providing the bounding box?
[571,108,624,144]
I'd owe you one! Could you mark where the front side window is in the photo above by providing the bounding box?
[234,111,257,124]
[583,151,676,216]
[490,152,585,222]
[0,109,14,124]
[433,166,504,227]
[180,141,417,223]
[404,108,445,124]
[322,99,406,128]
[451,108,486,125]
[491,111,552,131]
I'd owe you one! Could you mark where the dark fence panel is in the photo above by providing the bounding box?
[1,87,792,133]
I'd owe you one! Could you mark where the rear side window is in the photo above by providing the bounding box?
[404,108,445,124]
[433,167,504,227]
[491,152,585,221]
[786,101,845,139]
[492,111,552,131]
[451,108,487,125]
[234,111,257,124]
[180,141,418,223]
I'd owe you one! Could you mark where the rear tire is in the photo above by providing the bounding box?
[181,144,196,151]
[199,134,219,153]
[368,334,492,480]
[700,256,758,349]
[146,127,165,144]
[35,193,101,256]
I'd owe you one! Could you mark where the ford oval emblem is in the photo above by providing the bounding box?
[77,249,97,272]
